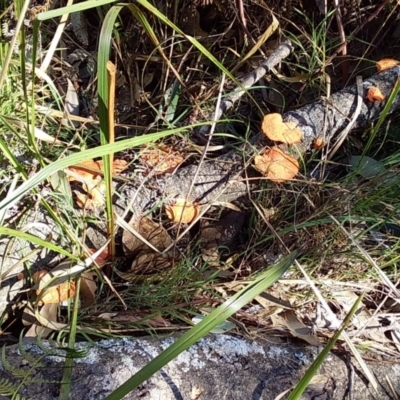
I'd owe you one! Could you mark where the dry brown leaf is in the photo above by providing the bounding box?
[75,181,106,210]
[165,198,200,223]
[97,311,170,327]
[87,248,109,267]
[68,159,128,181]
[33,269,76,304]
[122,215,174,255]
[67,159,103,182]
[24,302,58,338]
[366,87,386,102]
[120,214,175,281]
[67,159,128,210]
[80,272,97,308]
[254,147,299,183]
[376,58,399,72]
[140,146,184,176]
[261,113,302,144]
[270,311,320,346]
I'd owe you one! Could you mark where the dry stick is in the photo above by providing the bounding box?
[40,0,74,72]
[325,0,391,68]
[197,40,294,137]
[333,0,348,82]
[236,0,248,46]
[106,61,116,259]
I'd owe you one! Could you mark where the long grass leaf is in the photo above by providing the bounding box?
[0,227,78,260]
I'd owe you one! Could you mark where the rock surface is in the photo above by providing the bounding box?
[1,334,399,399]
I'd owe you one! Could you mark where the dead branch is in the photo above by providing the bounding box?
[116,66,400,224]
[198,40,294,137]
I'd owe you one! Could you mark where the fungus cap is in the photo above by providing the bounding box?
[254,147,299,183]
[261,113,302,144]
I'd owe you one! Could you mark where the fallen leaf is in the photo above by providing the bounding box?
[122,215,174,255]
[140,145,184,176]
[270,310,320,346]
[32,269,76,304]
[119,214,175,281]
[68,159,128,181]
[366,87,385,102]
[376,58,399,72]
[261,113,302,144]
[80,272,97,308]
[254,147,299,183]
[87,247,109,268]
[24,302,58,338]
[75,181,106,210]
[67,159,127,209]
[165,198,200,223]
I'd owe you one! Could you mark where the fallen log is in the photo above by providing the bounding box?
[116,63,400,223]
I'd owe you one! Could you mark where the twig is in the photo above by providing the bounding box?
[325,0,391,67]
[236,0,248,46]
[40,0,74,72]
[197,40,294,137]
[333,0,348,82]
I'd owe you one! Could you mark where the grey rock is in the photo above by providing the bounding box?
[1,334,399,399]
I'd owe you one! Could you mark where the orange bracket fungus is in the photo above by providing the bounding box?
[312,137,326,150]
[376,58,399,72]
[366,87,385,102]
[254,147,299,183]
[165,198,200,224]
[261,113,302,144]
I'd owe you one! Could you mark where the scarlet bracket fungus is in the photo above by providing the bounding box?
[376,58,399,72]
[254,147,299,183]
[261,113,302,144]
[312,137,326,150]
[165,199,200,223]
[366,87,385,102]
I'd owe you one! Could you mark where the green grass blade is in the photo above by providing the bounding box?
[104,250,299,400]
[0,227,78,261]
[287,293,364,400]
[59,279,80,400]
[135,0,238,85]
[36,0,117,20]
